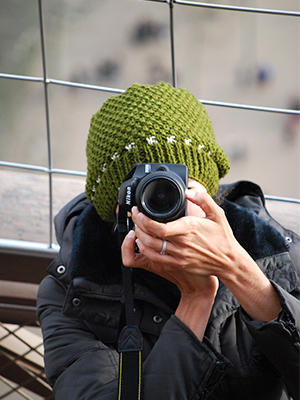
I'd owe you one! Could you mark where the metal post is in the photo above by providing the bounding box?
[38,0,53,248]
[168,0,177,88]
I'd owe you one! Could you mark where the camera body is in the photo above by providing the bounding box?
[117,163,188,234]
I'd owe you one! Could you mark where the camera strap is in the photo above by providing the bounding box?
[117,227,143,400]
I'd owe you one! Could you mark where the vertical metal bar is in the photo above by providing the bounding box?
[168,0,177,88]
[38,0,53,248]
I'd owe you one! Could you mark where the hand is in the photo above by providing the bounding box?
[123,191,239,282]
[121,227,219,299]
[122,188,222,299]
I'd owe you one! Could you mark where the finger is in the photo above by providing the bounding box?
[121,230,136,266]
[121,230,146,268]
[131,206,168,238]
[135,237,175,265]
[133,224,179,259]
[187,198,206,218]
[134,224,161,250]
[132,205,193,239]
[185,190,224,222]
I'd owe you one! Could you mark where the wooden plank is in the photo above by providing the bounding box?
[0,303,38,326]
[0,253,54,284]
[0,281,40,324]
[0,280,38,304]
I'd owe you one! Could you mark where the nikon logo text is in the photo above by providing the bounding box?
[126,186,131,206]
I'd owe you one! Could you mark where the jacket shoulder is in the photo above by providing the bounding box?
[47,193,91,284]
[217,180,300,276]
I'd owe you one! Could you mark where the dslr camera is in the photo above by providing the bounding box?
[117,163,188,234]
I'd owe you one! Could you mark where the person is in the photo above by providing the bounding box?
[37,82,300,400]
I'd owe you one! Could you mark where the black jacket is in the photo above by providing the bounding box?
[37,181,300,400]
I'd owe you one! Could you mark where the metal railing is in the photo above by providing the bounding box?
[0,1,299,399]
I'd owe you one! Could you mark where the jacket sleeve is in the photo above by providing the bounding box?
[242,281,300,400]
[37,275,230,400]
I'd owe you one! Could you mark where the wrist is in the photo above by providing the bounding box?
[175,291,216,340]
[219,248,281,321]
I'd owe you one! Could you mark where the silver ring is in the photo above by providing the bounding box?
[160,239,167,255]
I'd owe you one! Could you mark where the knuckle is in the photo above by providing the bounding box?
[142,235,153,247]
[188,218,199,233]
[217,206,225,217]
[177,259,186,268]
[157,226,168,240]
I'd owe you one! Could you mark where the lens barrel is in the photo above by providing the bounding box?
[135,172,186,222]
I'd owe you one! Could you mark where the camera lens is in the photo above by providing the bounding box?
[143,179,178,214]
[136,173,186,222]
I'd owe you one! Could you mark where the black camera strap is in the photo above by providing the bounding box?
[117,220,143,400]
[118,264,143,400]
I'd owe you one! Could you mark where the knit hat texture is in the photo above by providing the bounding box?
[86,82,230,221]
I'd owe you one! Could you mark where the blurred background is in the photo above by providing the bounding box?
[0,0,299,219]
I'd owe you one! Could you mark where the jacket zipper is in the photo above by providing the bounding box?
[284,315,299,342]
[199,362,230,399]
[76,290,122,303]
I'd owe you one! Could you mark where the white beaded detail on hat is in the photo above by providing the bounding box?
[111,152,120,161]
[146,136,158,145]
[167,135,176,143]
[125,142,136,151]
[184,138,192,145]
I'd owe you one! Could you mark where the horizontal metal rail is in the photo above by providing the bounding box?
[0,239,59,257]
[265,195,300,205]
[150,0,300,17]
[0,160,87,177]
[1,73,300,115]
[0,73,125,94]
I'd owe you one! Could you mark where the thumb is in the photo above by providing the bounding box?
[185,190,222,222]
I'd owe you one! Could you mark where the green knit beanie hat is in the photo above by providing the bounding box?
[86,82,230,221]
